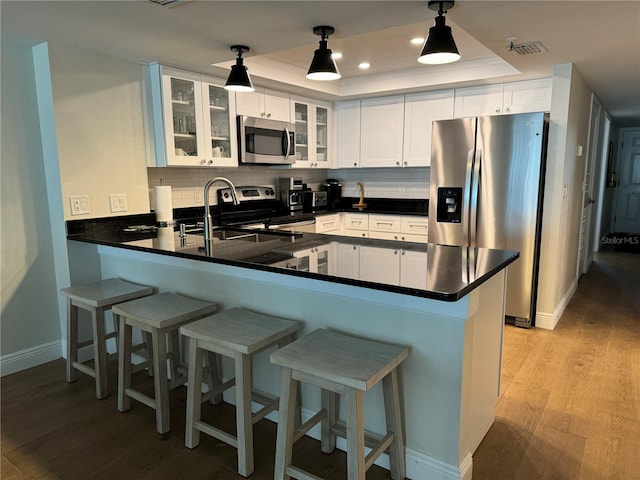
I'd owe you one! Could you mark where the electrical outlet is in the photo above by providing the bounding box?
[109,194,128,213]
[69,195,90,215]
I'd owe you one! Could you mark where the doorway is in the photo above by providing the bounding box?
[613,128,640,235]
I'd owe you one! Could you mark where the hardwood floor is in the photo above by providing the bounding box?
[1,251,638,479]
[474,250,640,480]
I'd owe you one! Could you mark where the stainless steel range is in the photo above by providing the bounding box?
[217,185,315,230]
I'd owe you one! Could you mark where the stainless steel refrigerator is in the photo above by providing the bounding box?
[428,112,549,327]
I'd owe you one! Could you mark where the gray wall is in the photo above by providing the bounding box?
[1,37,61,369]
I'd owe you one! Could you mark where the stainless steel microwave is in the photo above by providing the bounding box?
[237,115,295,165]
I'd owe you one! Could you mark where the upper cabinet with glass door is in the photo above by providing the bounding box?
[144,64,237,167]
[290,96,332,169]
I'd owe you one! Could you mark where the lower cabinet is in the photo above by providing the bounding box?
[335,244,427,288]
[341,213,428,243]
[293,244,334,274]
[314,213,341,234]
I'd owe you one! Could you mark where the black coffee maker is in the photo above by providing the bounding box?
[320,179,342,211]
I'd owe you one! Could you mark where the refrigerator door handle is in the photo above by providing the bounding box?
[463,149,475,246]
[469,149,482,247]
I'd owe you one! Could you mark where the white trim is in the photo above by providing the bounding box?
[535,277,578,330]
[219,392,470,480]
[0,341,62,377]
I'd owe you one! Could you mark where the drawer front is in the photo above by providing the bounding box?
[401,233,428,243]
[344,213,369,231]
[315,214,340,233]
[369,214,402,233]
[368,230,397,241]
[401,216,429,235]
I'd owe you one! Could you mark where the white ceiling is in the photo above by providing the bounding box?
[2,1,639,125]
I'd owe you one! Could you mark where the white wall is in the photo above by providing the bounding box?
[536,63,593,329]
[0,37,62,371]
[48,43,150,220]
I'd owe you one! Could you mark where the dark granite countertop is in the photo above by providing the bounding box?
[67,216,518,302]
[336,197,428,216]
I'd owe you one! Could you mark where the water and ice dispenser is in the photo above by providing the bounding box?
[436,187,462,223]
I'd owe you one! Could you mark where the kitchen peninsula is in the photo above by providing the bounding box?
[67,222,518,480]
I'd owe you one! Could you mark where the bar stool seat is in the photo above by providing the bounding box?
[180,307,301,477]
[271,328,409,480]
[61,278,153,399]
[114,292,218,434]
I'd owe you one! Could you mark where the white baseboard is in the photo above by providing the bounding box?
[0,340,62,377]
[535,278,578,330]
[223,388,469,480]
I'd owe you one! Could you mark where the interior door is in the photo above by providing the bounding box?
[614,128,640,233]
[579,95,601,275]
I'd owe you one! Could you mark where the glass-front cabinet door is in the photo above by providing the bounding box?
[293,102,309,164]
[290,97,332,169]
[162,71,205,166]
[315,105,329,167]
[202,80,237,167]
[157,66,237,167]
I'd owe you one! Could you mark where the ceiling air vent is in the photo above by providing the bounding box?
[507,38,547,56]
[149,0,190,7]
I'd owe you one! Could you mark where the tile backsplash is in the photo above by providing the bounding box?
[147,166,429,210]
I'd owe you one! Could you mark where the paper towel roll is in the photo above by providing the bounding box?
[154,186,173,224]
[156,226,175,252]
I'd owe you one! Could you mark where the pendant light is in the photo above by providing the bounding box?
[418,1,460,65]
[225,45,255,92]
[306,26,341,81]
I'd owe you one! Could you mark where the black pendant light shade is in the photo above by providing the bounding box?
[225,45,255,92]
[306,26,341,81]
[418,1,460,65]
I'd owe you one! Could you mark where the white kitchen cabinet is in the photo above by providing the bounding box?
[403,90,455,167]
[401,216,428,243]
[502,78,552,114]
[359,246,401,283]
[335,244,360,280]
[454,78,552,118]
[343,213,369,231]
[360,96,405,168]
[344,229,369,238]
[369,214,403,234]
[294,244,334,274]
[290,97,332,168]
[145,64,237,167]
[454,84,505,118]
[201,77,239,167]
[236,87,290,122]
[336,100,361,168]
[314,213,341,233]
[400,250,428,288]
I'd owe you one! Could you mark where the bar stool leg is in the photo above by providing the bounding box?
[383,370,406,480]
[92,306,109,399]
[143,331,154,377]
[345,388,366,480]
[235,352,254,477]
[185,340,204,448]
[321,389,338,454]
[152,328,170,434]
[117,314,132,412]
[205,352,222,405]
[274,367,297,480]
[66,299,79,383]
[168,330,181,381]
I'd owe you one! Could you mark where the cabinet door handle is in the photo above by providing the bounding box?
[377,222,393,227]
[266,113,271,118]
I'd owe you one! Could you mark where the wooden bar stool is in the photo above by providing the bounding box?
[271,329,409,480]
[180,307,300,477]
[61,278,153,399]
[114,292,217,434]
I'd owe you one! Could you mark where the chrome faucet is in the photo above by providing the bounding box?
[203,177,239,243]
